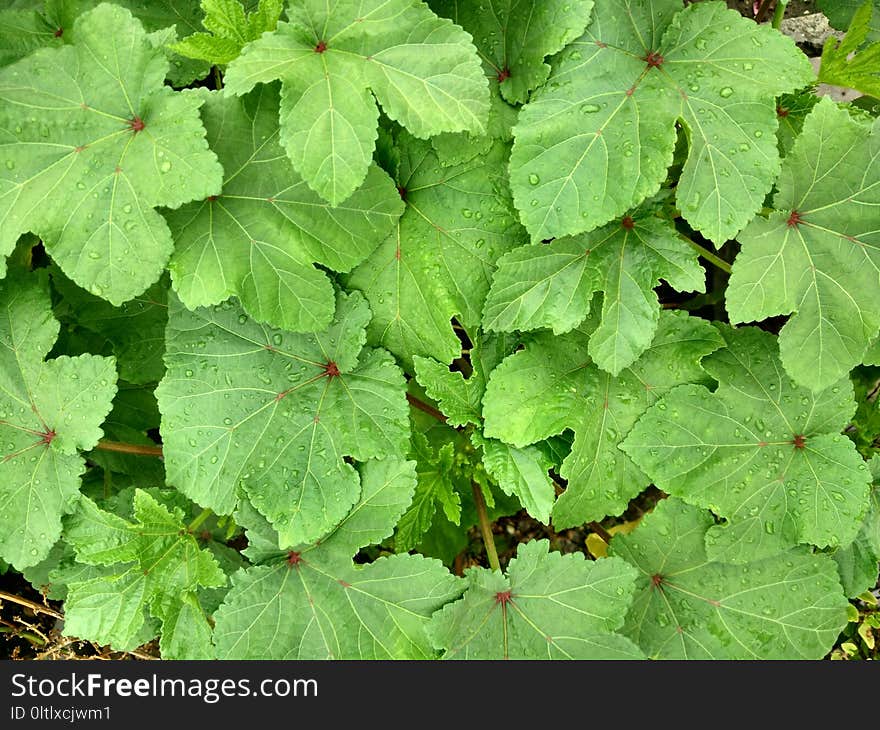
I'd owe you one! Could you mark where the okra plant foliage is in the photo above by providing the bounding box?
[0,0,878,661]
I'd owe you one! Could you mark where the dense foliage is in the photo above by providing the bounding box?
[0,0,878,660]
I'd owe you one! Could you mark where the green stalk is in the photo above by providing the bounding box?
[471,482,500,572]
[680,235,733,274]
[772,0,789,29]
[187,508,213,533]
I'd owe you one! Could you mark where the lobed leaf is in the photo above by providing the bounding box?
[509,0,813,243]
[622,325,872,562]
[728,99,880,392]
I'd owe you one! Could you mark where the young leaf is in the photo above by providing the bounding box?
[173,0,283,65]
[394,433,463,552]
[483,213,704,374]
[622,326,871,563]
[819,1,880,98]
[0,4,223,305]
[484,309,722,527]
[0,273,117,568]
[611,498,850,660]
[472,432,557,525]
[213,457,462,659]
[224,0,489,205]
[429,540,643,659]
[430,0,595,104]
[509,0,813,243]
[347,134,527,368]
[62,490,226,657]
[157,290,410,548]
[728,99,880,392]
[166,86,402,333]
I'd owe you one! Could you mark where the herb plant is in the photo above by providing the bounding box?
[0,0,878,661]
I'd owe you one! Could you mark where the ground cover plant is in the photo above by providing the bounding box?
[0,0,878,661]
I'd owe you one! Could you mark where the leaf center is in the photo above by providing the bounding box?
[643,51,664,69]
[314,40,327,53]
[127,116,145,133]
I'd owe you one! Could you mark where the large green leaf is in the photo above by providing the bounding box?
[483,309,722,527]
[0,4,222,305]
[346,133,527,369]
[62,490,226,657]
[429,539,643,659]
[167,86,402,333]
[622,325,871,563]
[224,0,488,204]
[0,273,117,568]
[728,99,880,392]
[611,498,850,659]
[157,290,410,547]
[213,457,462,659]
[483,212,704,374]
[430,0,594,104]
[509,0,813,243]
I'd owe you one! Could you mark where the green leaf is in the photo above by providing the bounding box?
[173,0,283,65]
[411,331,513,427]
[819,0,880,43]
[213,457,462,658]
[166,86,402,333]
[472,432,556,525]
[224,0,488,204]
[483,213,704,374]
[346,133,527,369]
[0,273,117,569]
[62,490,226,656]
[509,0,813,243]
[833,466,880,596]
[0,7,62,68]
[484,309,721,526]
[429,540,643,659]
[819,2,880,98]
[728,99,880,392]
[622,325,872,562]
[0,4,223,305]
[157,290,410,547]
[430,0,595,104]
[51,268,168,385]
[394,433,462,552]
[611,498,851,660]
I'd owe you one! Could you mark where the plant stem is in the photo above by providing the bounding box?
[772,0,789,29]
[588,521,614,544]
[0,590,63,620]
[187,508,213,533]
[213,66,223,90]
[754,0,774,23]
[471,482,501,571]
[680,235,732,274]
[406,393,447,423]
[95,440,163,457]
